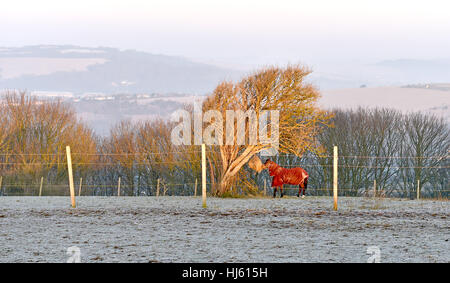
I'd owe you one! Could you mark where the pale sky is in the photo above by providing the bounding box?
[1,0,450,69]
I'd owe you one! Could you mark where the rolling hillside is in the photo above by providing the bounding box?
[0,45,241,94]
[0,45,448,135]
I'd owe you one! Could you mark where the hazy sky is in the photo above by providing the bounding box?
[2,0,450,69]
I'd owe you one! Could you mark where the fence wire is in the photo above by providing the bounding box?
[0,151,448,199]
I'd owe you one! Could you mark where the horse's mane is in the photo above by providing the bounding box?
[265,160,282,176]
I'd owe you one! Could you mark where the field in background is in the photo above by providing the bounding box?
[320,86,450,122]
[0,196,448,263]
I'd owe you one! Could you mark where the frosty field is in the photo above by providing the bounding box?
[0,196,448,263]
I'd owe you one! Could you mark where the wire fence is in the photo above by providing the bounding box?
[0,151,448,199]
[0,179,448,199]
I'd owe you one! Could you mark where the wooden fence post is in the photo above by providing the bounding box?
[202,144,207,208]
[39,176,44,197]
[0,176,3,195]
[194,178,198,197]
[417,179,420,200]
[333,146,338,211]
[156,178,160,197]
[373,179,376,198]
[117,177,121,196]
[66,146,76,208]
[264,179,267,196]
[78,177,82,197]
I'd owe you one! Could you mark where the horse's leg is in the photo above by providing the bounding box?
[297,185,301,197]
[273,187,277,198]
[280,185,284,198]
[302,177,308,198]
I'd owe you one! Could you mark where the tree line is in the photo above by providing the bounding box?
[0,84,448,198]
[261,108,449,198]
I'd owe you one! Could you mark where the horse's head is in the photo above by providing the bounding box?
[264,159,280,176]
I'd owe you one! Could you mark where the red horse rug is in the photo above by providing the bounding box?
[264,159,309,198]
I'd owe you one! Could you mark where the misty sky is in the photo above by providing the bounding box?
[1,0,450,70]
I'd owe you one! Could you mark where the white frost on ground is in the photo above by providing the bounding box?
[0,196,448,263]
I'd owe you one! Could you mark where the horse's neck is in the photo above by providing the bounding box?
[269,164,283,175]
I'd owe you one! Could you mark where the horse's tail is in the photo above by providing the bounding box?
[304,176,308,189]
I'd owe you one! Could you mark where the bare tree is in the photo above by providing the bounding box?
[399,112,449,198]
[0,91,98,194]
[203,65,332,195]
[107,120,139,196]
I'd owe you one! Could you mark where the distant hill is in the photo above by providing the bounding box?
[66,85,448,136]
[307,58,450,90]
[1,46,448,134]
[0,45,242,94]
[320,85,450,122]
[373,59,450,83]
[72,93,203,136]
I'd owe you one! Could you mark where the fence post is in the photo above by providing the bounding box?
[0,176,3,196]
[194,178,197,197]
[66,146,76,208]
[156,178,160,197]
[333,146,338,211]
[78,177,83,197]
[202,144,207,208]
[373,179,376,198]
[39,176,44,197]
[417,179,420,200]
[264,179,267,196]
[117,177,121,196]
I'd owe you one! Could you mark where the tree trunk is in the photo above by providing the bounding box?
[218,171,235,195]
[217,147,260,195]
[208,159,216,195]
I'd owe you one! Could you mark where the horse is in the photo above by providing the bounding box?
[264,159,309,198]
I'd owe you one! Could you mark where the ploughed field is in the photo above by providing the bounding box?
[0,196,448,262]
